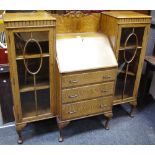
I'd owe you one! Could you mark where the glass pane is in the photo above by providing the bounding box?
[124,49,141,98]
[123,75,135,98]
[115,52,126,100]
[120,27,144,47]
[14,31,51,118]
[36,57,49,84]
[17,57,49,90]
[37,89,50,115]
[14,31,49,56]
[21,91,36,118]
[115,48,141,100]
[115,27,144,101]
[128,49,141,74]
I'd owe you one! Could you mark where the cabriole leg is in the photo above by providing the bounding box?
[58,125,64,142]
[16,123,27,144]
[57,118,70,142]
[105,117,111,130]
[129,104,136,118]
[17,131,23,144]
[104,112,113,130]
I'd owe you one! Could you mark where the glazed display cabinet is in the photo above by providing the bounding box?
[3,12,56,144]
[101,11,151,115]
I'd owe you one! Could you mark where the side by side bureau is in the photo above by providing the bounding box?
[2,11,152,143]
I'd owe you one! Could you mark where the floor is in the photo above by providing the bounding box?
[0,97,155,145]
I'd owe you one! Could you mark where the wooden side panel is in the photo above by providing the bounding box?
[133,24,151,99]
[49,26,56,115]
[100,13,118,53]
[55,60,62,118]
[5,30,22,122]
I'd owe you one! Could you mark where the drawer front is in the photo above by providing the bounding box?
[62,69,116,88]
[62,96,112,120]
[62,82,114,103]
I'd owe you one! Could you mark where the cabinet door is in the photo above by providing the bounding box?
[12,30,53,119]
[115,27,145,101]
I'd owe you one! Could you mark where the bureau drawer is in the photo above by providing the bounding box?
[61,96,112,120]
[62,82,114,103]
[62,69,116,88]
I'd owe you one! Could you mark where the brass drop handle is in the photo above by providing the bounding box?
[68,110,76,114]
[69,80,78,84]
[68,94,78,98]
[100,104,107,109]
[103,75,111,79]
[100,104,104,108]
[101,90,108,93]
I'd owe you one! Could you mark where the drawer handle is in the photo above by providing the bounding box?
[100,104,107,108]
[68,111,76,114]
[103,75,111,79]
[101,90,108,93]
[68,94,78,98]
[69,80,78,84]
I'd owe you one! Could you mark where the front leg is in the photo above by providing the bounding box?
[103,112,113,130]
[57,118,70,142]
[16,123,27,144]
[17,131,22,144]
[58,123,64,142]
[129,104,136,118]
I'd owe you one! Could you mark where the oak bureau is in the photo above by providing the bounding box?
[56,33,118,142]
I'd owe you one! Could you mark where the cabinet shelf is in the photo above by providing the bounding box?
[114,93,133,100]
[20,82,50,93]
[119,45,142,51]
[22,108,51,118]
[118,70,136,76]
[16,53,50,60]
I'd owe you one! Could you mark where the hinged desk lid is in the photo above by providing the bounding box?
[56,33,118,73]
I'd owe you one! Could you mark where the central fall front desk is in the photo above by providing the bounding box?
[56,33,117,141]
